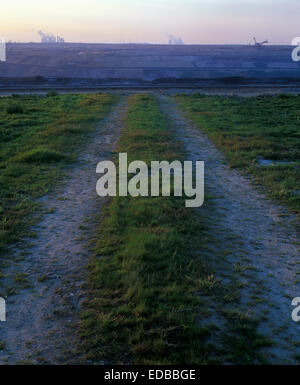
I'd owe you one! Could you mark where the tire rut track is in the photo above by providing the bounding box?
[159,95,300,364]
[0,97,129,365]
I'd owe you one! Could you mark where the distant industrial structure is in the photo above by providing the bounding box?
[168,35,184,45]
[0,37,6,62]
[2,43,299,85]
[253,37,268,48]
[38,31,65,44]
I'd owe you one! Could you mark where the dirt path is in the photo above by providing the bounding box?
[0,97,128,364]
[1,93,299,365]
[160,96,300,364]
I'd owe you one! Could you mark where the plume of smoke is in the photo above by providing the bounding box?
[38,31,65,43]
[38,31,56,43]
[168,34,184,45]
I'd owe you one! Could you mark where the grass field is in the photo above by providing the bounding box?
[174,94,300,225]
[0,93,118,256]
[80,94,212,364]
[80,94,270,365]
[1,92,296,364]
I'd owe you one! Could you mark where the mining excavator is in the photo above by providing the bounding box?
[253,37,268,48]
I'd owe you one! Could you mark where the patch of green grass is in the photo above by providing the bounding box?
[6,104,24,115]
[14,272,31,289]
[221,309,272,364]
[80,94,214,364]
[37,274,48,283]
[80,94,269,365]
[0,93,119,256]
[15,148,66,163]
[174,94,300,221]
[46,90,59,97]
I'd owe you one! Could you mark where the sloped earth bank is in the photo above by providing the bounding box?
[0,97,128,364]
[160,96,300,364]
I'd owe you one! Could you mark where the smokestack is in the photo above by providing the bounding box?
[56,36,65,43]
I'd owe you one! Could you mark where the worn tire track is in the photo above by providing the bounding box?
[160,95,300,364]
[0,97,129,364]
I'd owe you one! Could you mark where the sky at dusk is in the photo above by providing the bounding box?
[1,0,299,45]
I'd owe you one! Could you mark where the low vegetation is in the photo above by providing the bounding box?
[0,93,118,256]
[80,94,269,364]
[6,104,24,115]
[0,92,274,364]
[81,94,210,364]
[174,94,300,223]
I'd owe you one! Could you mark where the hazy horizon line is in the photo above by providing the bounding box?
[4,41,292,47]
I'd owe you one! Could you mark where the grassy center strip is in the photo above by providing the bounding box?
[80,94,213,364]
